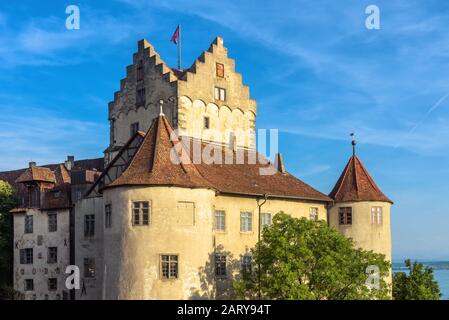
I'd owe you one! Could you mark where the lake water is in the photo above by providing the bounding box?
[392,261,449,300]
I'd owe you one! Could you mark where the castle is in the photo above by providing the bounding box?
[0,36,392,300]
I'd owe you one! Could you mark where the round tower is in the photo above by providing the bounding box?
[328,139,393,275]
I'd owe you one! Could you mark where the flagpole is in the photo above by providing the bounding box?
[178,25,182,70]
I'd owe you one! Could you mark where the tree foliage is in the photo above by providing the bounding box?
[393,260,441,300]
[0,180,18,298]
[234,212,391,300]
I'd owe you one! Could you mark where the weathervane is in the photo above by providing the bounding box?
[350,132,357,156]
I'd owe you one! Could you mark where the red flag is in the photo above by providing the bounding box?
[170,25,180,45]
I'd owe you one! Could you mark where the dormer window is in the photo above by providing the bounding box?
[216,62,224,78]
[214,87,226,101]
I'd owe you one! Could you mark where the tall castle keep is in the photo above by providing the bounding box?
[1,36,392,300]
[105,37,256,165]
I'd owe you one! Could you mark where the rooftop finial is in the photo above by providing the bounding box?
[159,99,164,116]
[350,132,357,156]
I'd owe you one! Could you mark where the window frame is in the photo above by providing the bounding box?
[339,207,353,225]
[160,254,179,280]
[20,248,33,264]
[83,257,95,278]
[203,116,210,129]
[24,215,33,234]
[132,201,151,226]
[214,210,226,231]
[130,122,140,137]
[371,206,383,225]
[240,211,253,232]
[105,204,112,228]
[48,213,57,232]
[47,247,58,264]
[24,279,34,292]
[309,207,319,221]
[215,254,227,278]
[261,212,272,227]
[84,214,95,237]
[214,86,226,101]
[48,278,57,291]
[216,62,225,78]
[241,255,252,272]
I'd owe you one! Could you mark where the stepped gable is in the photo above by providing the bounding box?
[329,155,392,203]
[108,38,178,118]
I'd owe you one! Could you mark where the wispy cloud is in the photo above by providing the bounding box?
[0,103,106,171]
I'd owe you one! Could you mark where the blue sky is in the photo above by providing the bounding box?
[1,0,449,260]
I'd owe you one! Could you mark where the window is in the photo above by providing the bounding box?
[84,258,95,278]
[339,207,352,225]
[24,279,34,291]
[48,278,57,291]
[371,207,383,225]
[240,211,252,232]
[24,215,33,234]
[29,187,40,207]
[161,255,178,279]
[130,122,140,137]
[203,116,210,129]
[309,207,319,221]
[216,62,224,78]
[20,248,33,264]
[132,201,150,226]
[48,213,57,232]
[84,215,95,237]
[47,247,57,264]
[136,88,146,106]
[215,254,227,277]
[261,213,272,227]
[136,59,144,81]
[214,210,225,231]
[241,255,252,272]
[214,87,226,101]
[105,204,112,228]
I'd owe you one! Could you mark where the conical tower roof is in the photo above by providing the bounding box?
[107,114,213,189]
[329,155,392,203]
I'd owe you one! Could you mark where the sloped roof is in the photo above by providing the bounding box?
[16,166,55,183]
[329,155,392,203]
[106,115,331,202]
[107,115,213,190]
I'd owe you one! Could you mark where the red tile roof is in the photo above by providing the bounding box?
[329,155,392,203]
[16,166,55,183]
[106,115,331,202]
[108,115,213,190]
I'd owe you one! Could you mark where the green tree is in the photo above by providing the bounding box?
[234,212,391,300]
[393,260,441,300]
[0,180,18,299]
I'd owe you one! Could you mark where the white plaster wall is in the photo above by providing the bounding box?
[13,208,70,300]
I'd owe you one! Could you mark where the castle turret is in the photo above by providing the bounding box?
[328,140,393,267]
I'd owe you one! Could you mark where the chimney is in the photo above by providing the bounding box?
[275,153,285,174]
[65,155,75,171]
[29,161,36,168]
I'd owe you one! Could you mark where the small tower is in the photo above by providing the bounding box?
[328,137,393,271]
